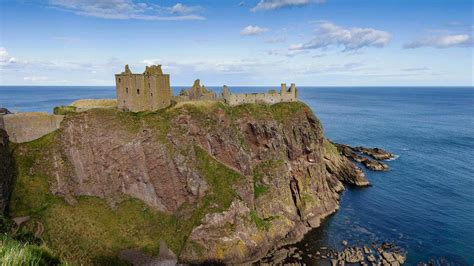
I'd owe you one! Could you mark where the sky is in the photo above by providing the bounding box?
[0,0,473,86]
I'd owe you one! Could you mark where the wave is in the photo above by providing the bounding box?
[387,154,400,161]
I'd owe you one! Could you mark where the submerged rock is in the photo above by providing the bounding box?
[308,241,406,265]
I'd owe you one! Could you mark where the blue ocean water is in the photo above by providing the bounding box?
[0,86,473,264]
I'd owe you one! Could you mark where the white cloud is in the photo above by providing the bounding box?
[289,21,390,51]
[404,34,473,49]
[240,25,269,36]
[48,0,205,21]
[0,47,17,66]
[251,0,325,12]
[168,3,202,14]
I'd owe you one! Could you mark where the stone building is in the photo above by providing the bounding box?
[115,65,172,112]
[221,83,298,106]
[173,79,217,103]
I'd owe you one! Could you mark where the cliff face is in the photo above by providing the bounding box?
[0,129,13,214]
[9,102,366,264]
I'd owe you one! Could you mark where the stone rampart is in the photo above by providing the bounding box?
[221,83,298,106]
[2,113,64,143]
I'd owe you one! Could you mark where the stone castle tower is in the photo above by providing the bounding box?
[115,65,172,112]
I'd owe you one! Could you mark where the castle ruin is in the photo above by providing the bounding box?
[115,65,172,112]
[173,79,217,103]
[221,83,298,106]
[115,64,298,111]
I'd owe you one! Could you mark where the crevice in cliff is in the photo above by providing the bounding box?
[289,175,303,221]
[0,129,14,215]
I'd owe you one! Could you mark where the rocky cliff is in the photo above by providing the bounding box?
[0,129,13,214]
[8,102,368,264]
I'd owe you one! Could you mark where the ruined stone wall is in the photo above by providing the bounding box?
[222,84,298,106]
[2,113,64,143]
[116,65,172,112]
[173,93,217,103]
[174,79,217,103]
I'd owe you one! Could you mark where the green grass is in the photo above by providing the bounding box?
[323,139,339,155]
[249,210,270,231]
[0,235,61,266]
[252,160,284,199]
[53,106,77,115]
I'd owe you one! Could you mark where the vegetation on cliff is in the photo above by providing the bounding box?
[6,101,366,264]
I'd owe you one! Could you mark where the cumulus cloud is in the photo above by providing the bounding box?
[251,0,325,12]
[0,47,17,66]
[404,34,473,49]
[240,25,269,36]
[48,0,205,20]
[289,22,390,51]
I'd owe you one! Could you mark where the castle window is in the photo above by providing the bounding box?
[118,78,121,83]
[151,93,153,96]
[137,89,140,94]
[126,87,128,94]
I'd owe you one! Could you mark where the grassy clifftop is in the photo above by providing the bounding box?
[7,101,329,264]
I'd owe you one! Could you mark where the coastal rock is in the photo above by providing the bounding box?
[323,140,370,186]
[311,242,406,266]
[382,251,396,262]
[353,146,395,161]
[332,142,390,171]
[0,108,11,115]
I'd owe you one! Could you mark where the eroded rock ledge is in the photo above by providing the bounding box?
[332,142,394,171]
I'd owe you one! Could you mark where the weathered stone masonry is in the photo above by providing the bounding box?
[115,65,173,112]
[221,83,298,106]
[173,79,217,103]
[1,112,64,143]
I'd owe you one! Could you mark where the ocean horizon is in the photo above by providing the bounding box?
[1,85,473,264]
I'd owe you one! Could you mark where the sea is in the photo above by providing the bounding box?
[0,86,473,265]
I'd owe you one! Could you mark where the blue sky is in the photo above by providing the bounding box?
[0,0,473,86]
